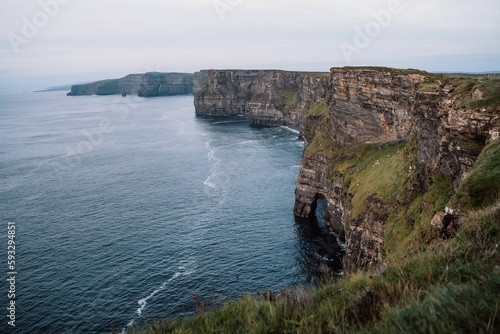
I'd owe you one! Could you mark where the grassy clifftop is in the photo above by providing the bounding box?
[128,139,499,334]
[125,69,499,333]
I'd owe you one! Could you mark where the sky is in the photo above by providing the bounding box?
[0,0,499,88]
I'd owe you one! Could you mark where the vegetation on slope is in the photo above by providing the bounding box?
[126,204,499,334]
[338,66,428,76]
[124,70,499,333]
[272,89,300,113]
[452,139,500,210]
[126,139,499,334]
[418,74,500,108]
[322,136,452,257]
[303,101,336,158]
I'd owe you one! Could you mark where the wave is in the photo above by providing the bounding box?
[179,131,208,137]
[204,140,220,190]
[236,139,259,146]
[211,120,247,125]
[203,176,217,189]
[124,260,195,332]
[280,126,300,134]
[295,141,305,147]
[206,141,216,161]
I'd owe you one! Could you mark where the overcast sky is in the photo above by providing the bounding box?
[1,0,499,88]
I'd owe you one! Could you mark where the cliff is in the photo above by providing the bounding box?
[194,67,500,272]
[67,72,194,97]
[294,68,499,271]
[193,70,330,129]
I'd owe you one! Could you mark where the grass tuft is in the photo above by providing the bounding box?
[452,139,500,209]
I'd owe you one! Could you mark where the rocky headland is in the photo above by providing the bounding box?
[193,69,331,128]
[67,72,194,97]
[193,67,500,272]
[72,67,499,332]
[68,67,499,274]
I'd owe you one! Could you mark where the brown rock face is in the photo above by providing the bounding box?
[345,196,388,271]
[193,70,329,129]
[294,69,425,252]
[295,68,499,271]
[328,69,422,146]
[195,66,500,272]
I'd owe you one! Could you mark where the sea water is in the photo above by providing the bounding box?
[0,91,333,333]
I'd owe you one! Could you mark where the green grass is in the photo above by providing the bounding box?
[469,78,500,108]
[126,202,500,334]
[125,137,500,334]
[272,89,300,112]
[305,100,329,117]
[304,129,338,159]
[452,139,500,209]
[345,143,408,218]
[416,74,500,108]
[336,66,428,76]
[301,72,331,79]
[122,70,500,334]
[302,100,337,158]
[385,174,452,262]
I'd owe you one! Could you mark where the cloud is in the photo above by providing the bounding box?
[0,0,499,87]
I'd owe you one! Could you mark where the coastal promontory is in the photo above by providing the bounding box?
[67,72,194,97]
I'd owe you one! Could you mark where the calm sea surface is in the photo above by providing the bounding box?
[0,91,332,333]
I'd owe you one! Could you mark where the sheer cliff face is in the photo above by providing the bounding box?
[193,70,329,129]
[194,67,499,272]
[294,69,423,220]
[67,73,194,96]
[295,68,499,271]
[137,73,194,97]
[329,70,423,145]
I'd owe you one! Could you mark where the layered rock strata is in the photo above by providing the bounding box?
[294,68,499,271]
[194,67,500,272]
[193,70,330,129]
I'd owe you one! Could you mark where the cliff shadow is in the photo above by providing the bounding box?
[294,199,345,281]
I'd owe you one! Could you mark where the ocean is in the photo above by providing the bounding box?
[0,91,335,333]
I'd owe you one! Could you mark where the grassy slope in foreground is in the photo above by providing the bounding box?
[128,140,499,334]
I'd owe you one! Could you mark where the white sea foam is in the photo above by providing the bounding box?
[236,140,259,146]
[280,125,300,134]
[204,140,220,190]
[136,281,167,316]
[124,260,195,332]
[211,120,247,125]
[136,267,194,316]
[178,122,207,136]
[203,176,216,189]
[295,141,305,147]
